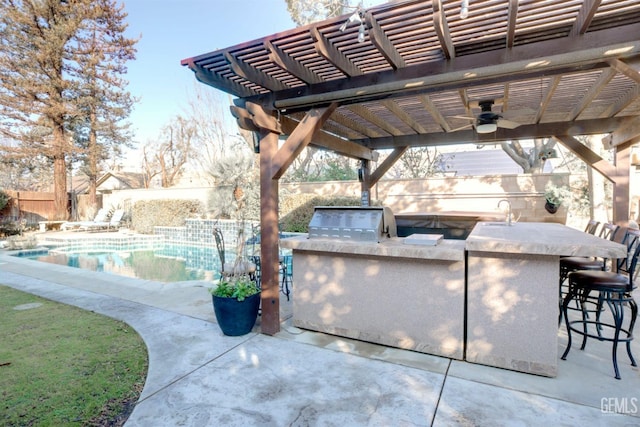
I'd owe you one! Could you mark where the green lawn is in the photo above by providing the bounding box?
[0,285,148,426]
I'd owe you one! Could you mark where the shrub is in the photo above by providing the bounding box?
[207,182,260,221]
[131,199,204,234]
[6,234,37,250]
[279,194,381,233]
[0,219,23,238]
[0,190,9,211]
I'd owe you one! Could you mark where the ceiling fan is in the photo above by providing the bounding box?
[450,99,522,134]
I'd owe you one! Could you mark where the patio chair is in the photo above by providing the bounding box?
[561,228,640,379]
[213,227,256,280]
[280,254,293,301]
[81,209,125,232]
[61,208,108,231]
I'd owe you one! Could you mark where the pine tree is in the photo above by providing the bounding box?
[0,0,138,219]
[72,0,137,208]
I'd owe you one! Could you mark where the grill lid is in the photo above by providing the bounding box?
[308,206,397,242]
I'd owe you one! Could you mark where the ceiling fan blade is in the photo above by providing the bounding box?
[496,118,521,129]
[450,115,474,120]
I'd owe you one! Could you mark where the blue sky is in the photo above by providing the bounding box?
[121,0,296,147]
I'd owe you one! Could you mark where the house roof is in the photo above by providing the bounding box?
[181,0,640,151]
[96,171,145,190]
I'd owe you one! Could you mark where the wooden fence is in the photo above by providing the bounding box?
[0,191,102,225]
[0,191,57,224]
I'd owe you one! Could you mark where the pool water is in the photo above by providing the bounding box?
[19,246,225,283]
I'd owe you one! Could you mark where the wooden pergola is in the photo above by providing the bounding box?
[181,0,640,334]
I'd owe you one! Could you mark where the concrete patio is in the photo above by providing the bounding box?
[1,249,639,426]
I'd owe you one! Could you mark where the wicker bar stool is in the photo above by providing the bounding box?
[561,228,640,379]
[558,222,620,324]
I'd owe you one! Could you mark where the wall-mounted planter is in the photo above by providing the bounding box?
[545,201,559,214]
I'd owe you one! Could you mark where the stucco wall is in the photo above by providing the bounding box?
[280,173,570,225]
[103,174,570,227]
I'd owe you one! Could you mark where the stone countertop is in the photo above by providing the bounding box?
[279,235,465,261]
[466,222,627,258]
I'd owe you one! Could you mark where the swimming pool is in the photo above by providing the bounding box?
[16,245,225,283]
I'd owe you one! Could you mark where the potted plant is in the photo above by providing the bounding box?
[210,274,260,336]
[544,182,571,214]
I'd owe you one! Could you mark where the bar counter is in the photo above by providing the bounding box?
[465,222,626,376]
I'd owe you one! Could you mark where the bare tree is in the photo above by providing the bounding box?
[285,0,351,26]
[141,116,195,188]
[501,139,557,173]
[398,147,445,178]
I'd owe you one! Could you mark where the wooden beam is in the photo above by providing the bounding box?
[246,102,282,134]
[382,99,427,133]
[348,105,404,136]
[567,67,616,120]
[310,27,363,77]
[605,83,640,117]
[506,0,519,48]
[280,116,379,161]
[607,58,640,83]
[458,89,472,117]
[365,11,406,70]
[602,116,640,148]
[271,103,339,179]
[502,83,511,112]
[420,94,452,132]
[553,135,617,181]
[570,0,601,36]
[184,62,255,98]
[432,0,455,59]
[604,59,640,116]
[264,40,323,85]
[330,111,385,138]
[535,76,560,123]
[224,52,289,92]
[361,117,630,149]
[230,105,269,132]
[370,146,409,186]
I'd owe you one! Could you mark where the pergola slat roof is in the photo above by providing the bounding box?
[182,0,640,151]
[181,0,640,335]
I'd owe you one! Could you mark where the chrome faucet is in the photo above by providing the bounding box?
[498,199,512,226]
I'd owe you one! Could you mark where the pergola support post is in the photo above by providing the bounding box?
[259,129,281,335]
[359,159,371,206]
[554,135,633,225]
[612,143,632,226]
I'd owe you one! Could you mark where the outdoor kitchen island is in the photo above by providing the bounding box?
[281,215,628,377]
[279,234,467,360]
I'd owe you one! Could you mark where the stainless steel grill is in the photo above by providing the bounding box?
[308,206,397,243]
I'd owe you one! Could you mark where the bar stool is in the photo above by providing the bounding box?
[561,228,640,379]
[558,222,620,324]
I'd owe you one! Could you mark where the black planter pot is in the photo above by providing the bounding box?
[545,201,559,214]
[212,292,261,336]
